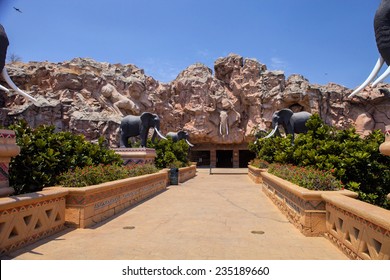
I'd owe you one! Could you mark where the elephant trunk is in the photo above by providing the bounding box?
[1,68,38,103]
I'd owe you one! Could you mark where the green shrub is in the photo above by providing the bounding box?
[58,163,159,187]
[268,163,343,191]
[142,138,191,169]
[250,114,390,209]
[8,120,122,194]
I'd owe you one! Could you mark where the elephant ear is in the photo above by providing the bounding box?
[140,112,153,126]
[278,109,294,120]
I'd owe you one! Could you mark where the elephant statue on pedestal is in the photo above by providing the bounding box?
[350,0,390,97]
[0,24,37,103]
[119,112,167,148]
[264,108,312,143]
[166,130,194,147]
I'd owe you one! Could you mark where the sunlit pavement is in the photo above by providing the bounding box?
[4,169,348,260]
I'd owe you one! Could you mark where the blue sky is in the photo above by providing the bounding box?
[0,0,382,88]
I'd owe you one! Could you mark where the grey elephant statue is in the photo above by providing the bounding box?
[119,112,167,148]
[350,0,390,97]
[166,130,194,147]
[0,24,37,103]
[264,108,312,143]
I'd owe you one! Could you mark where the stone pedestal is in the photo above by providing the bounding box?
[113,148,156,165]
[0,130,21,197]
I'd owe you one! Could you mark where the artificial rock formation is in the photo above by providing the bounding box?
[1,54,390,146]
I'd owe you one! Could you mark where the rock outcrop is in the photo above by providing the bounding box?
[1,54,389,146]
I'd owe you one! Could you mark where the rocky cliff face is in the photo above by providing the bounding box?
[1,54,389,147]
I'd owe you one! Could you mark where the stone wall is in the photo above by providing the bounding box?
[1,54,389,147]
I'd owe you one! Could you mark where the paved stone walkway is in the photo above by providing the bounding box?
[5,169,348,260]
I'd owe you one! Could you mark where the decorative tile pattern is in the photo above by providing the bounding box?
[325,201,390,260]
[0,196,66,256]
[0,163,9,182]
[262,175,327,237]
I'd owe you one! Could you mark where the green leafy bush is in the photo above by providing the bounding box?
[250,114,390,209]
[268,163,343,191]
[58,163,159,187]
[142,138,191,169]
[9,120,123,194]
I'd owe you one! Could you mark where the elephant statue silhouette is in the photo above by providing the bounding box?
[350,0,390,97]
[119,112,167,148]
[166,130,194,147]
[264,108,312,143]
[0,24,37,103]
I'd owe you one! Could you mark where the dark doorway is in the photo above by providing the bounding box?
[190,150,211,167]
[239,150,256,168]
[216,150,233,168]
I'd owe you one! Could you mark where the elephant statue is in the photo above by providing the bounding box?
[350,0,390,97]
[264,108,312,143]
[119,112,167,148]
[219,110,229,136]
[166,130,194,147]
[0,24,37,103]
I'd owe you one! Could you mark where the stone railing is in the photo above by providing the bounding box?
[261,172,357,237]
[248,165,267,184]
[0,188,69,256]
[252,169,390,259]
[323,193,390,260]
[46,170,169,228]
[178,164,197,183]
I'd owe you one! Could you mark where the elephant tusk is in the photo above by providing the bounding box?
[154,128,167,140]
[226,123,229,136]
[0,84,10,93]
[185,139,194,147]
[349,56,384,98]
[372,64,390,87]
[264,125,278,139]
[1,68,38,103]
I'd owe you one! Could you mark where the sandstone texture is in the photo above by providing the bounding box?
[1,54,389,146]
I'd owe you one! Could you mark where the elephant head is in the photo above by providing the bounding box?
[0,24,37,103]
[264,108,312,143]
[140,112,166,145]
[349,1,390,97]
[219,110,229,136]
[119,112,167,148]
[166,130,194,147]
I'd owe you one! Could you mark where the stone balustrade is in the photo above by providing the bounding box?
[0,188,69,256]
[46,170,169,228]
[261,171,357,237]
[178,164,197,183]
[248,165,267,184]
[323,193,390,260]
[249,166,390,259]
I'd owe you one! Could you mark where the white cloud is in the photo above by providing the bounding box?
[270,57,288,71]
